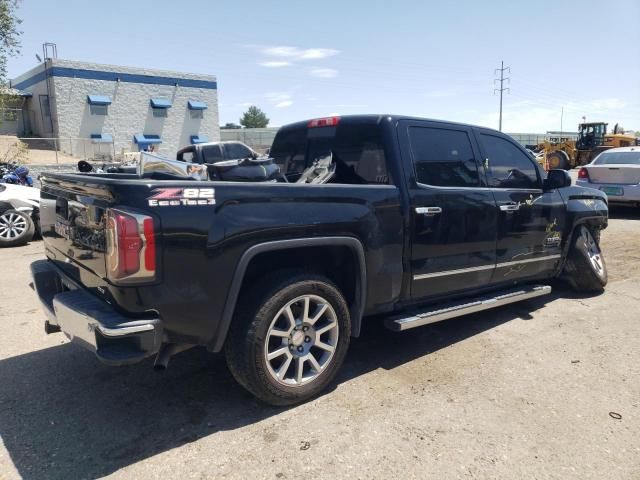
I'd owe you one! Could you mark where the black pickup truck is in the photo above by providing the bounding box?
[31,115,608,405]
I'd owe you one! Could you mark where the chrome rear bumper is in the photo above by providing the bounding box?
[30,260,163,366]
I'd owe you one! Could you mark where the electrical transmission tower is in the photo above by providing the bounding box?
[494,60,510,131]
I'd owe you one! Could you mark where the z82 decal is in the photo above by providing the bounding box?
[148,188,216,207]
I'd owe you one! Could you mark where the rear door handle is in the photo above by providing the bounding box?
[499,203,520,212]
[415,206,442,215]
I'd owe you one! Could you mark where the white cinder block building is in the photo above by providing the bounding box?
[11,58,219,158]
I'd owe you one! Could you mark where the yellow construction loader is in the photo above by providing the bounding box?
[542,123,636,170]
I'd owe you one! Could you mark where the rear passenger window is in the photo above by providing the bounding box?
[270,124,390,185]
[480,134,539,189]
[270,128,307,176]
[408,127,480,187]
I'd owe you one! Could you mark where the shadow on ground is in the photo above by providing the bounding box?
[608,205,640,220]
[0,285,591,479]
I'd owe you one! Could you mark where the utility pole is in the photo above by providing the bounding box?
[494,60,510,131]
[560,106,564,137]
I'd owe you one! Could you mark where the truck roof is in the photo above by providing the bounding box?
[276,114,502,135]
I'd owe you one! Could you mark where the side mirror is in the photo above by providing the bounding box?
[544,169,571,190]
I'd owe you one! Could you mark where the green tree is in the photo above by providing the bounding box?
[0,0,22,87]
[239,106,269,128]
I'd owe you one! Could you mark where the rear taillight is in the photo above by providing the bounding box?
[106,209,156,284]
[578,167,590,181]
[307,116,340,128]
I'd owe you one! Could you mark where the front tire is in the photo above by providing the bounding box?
[225,273,351,406]
[0,209,35,247]
[563,225,607,292]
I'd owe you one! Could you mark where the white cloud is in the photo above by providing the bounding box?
[309,67,338,79]
[299,48,340,60]
[265,92,293,108]
[262,46,303,58]
[261,46,339,60]
[259,61,292,68]
[255,45,340,67]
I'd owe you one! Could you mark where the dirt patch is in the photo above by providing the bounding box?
[0,135,82,165]
[600,208,640,282]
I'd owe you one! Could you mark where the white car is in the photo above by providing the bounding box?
[0,183,41,247]
[575,146,640,206]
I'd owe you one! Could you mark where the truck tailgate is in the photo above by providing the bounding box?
[40,174,114,281]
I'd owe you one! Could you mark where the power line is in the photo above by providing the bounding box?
[494,60,510,131]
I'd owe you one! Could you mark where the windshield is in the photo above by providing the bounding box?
[593,151,640,165]
[578,124,606,149]
[224,142,254,160]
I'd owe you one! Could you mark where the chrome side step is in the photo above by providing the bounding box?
[385,285,552,332]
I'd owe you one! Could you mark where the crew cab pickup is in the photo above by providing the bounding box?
[32,115,609,405]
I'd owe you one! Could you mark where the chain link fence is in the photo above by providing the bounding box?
[10,137,117,164]
[220,128,278,153]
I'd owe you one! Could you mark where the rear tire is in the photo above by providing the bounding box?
[0,209,35,247]
[563,225,607,292]
[225,272,351,406]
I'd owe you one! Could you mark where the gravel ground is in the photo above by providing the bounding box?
[0,208,639,480]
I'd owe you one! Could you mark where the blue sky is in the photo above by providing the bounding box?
[8,0,640,132]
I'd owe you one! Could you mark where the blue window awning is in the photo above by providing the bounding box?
[18,91,33,98]
[150,98,172,109]
[91,133,113,143]
[133,134,162,145]
[190,135,209,144]
[188,100,207,110]
[87,95,112,105]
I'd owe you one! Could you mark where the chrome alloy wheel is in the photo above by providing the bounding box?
[0,211,28,240]
[582,228,604,276]
[264,294,339,386]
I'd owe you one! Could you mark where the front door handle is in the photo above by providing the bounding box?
[415,206,442,215]
[499,203,520,212]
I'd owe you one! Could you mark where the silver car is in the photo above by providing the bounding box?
[575,146,640,206]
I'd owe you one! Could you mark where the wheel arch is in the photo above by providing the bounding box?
[556,216,607,276]
[211,236,367,352]
[0,201,13,214]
